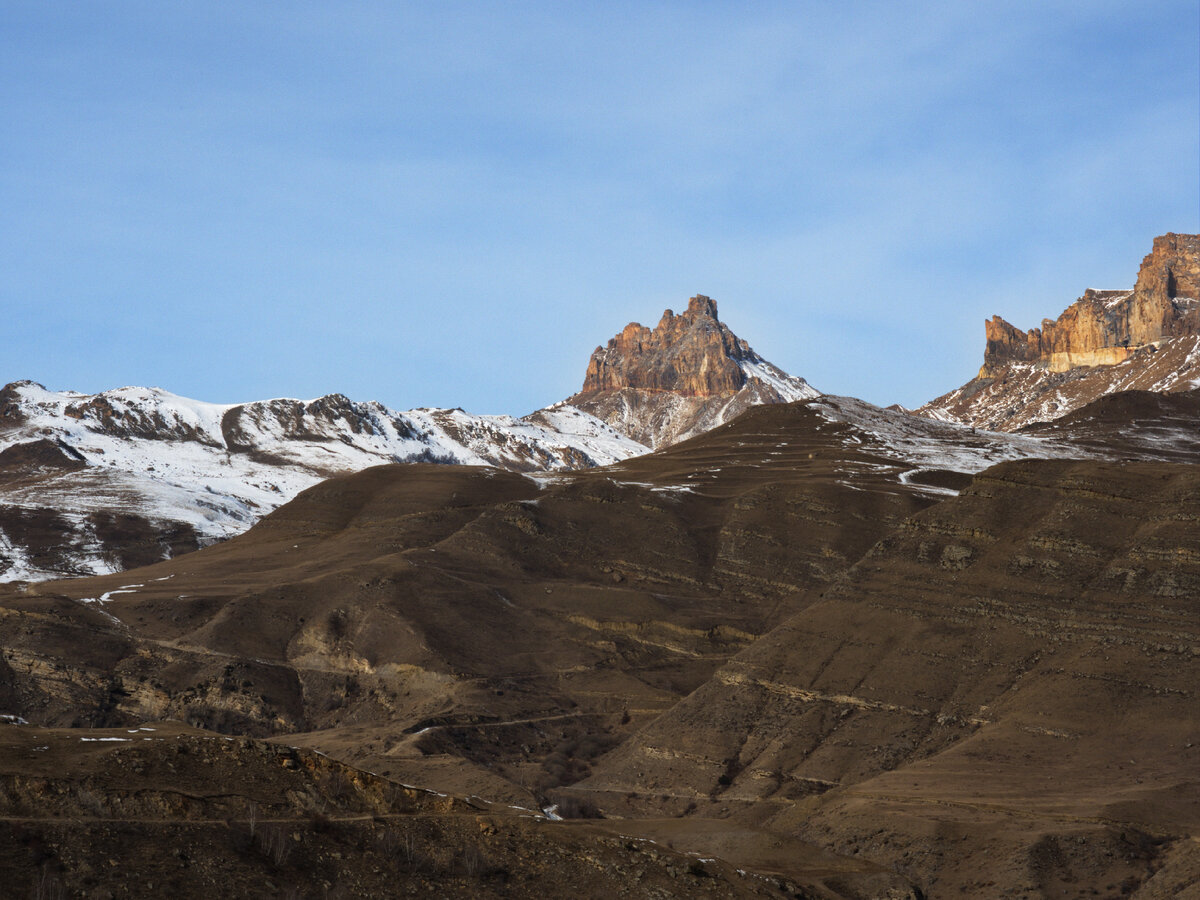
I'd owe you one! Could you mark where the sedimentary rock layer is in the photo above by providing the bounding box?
[579,457,1200,896]
[980,233,1200,377]
[923,233,1200,430]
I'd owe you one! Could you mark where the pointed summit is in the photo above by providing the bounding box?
[580,295,763,397]
[565,295,818,448]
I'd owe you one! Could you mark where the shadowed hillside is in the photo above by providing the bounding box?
[578,458,1200,896]
[4,387,1200,896]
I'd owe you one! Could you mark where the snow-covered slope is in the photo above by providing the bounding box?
[919,334,1200,431]
[0,381,647,581]
[810,394,1084,493]
[739,358,821,403]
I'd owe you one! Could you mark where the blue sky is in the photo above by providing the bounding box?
[3,2,1197,414]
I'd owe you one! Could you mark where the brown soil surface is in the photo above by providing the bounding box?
[0,722,806,899]
[579,458,1200,897]
[4,389,1200,896]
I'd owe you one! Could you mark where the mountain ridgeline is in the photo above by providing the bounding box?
[2,234,1200,897]
[0,296,814,581]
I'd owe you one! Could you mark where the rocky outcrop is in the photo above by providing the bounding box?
[1133,230,1200,337]
[980,234,1200,378]
[568,295,818,447]
[980,289,1135,376]
[924,233,1200,430]
[581,295,760,397]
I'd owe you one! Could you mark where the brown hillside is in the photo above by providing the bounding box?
[579,457,1200,897]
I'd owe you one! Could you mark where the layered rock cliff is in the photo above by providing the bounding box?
[566,295,818,447]
[923,233,1200,430]
[981,233,1200,377]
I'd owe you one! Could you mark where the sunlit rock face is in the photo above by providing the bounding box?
[980,233,1200,377]
[923,233,1200,431]
[570,294,819,448]
[581,295,760,397]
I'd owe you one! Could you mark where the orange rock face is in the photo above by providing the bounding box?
[580,295,759,397]
[979,233,1200,377]
[1132,231,1200,342]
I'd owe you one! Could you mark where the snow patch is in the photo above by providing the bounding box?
[739,359,821,402]
[815,395,1080,475]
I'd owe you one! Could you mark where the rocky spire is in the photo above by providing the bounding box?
[579,295,763,398]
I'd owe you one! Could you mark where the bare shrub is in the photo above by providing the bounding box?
[327,608,348,640]
[74,788,106,818]
[551,794,604,819]
[455,843,487,877]
[226,819,253,854]
[537,733,622,790]
[377,829,430,873]
[33,866,65,900]
[323,768,355,805]
[309,809,333,833]
[257,824,292,866]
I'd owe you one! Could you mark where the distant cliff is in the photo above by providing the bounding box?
[580,295,761,397]
[923,233,1200,431]
[980,233,1200,377]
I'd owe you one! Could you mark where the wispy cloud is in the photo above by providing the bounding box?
[2,1,1196,411]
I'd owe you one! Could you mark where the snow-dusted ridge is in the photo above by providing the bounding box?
[568,357,821,451]
[919,334,1200,432]
[813,395,1080,475]
[0,381,647,582]
[739,358,820,403]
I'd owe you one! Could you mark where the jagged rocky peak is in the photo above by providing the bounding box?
[563,294,818,449]
[580,294,761,397]
[980,233,1200,378]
